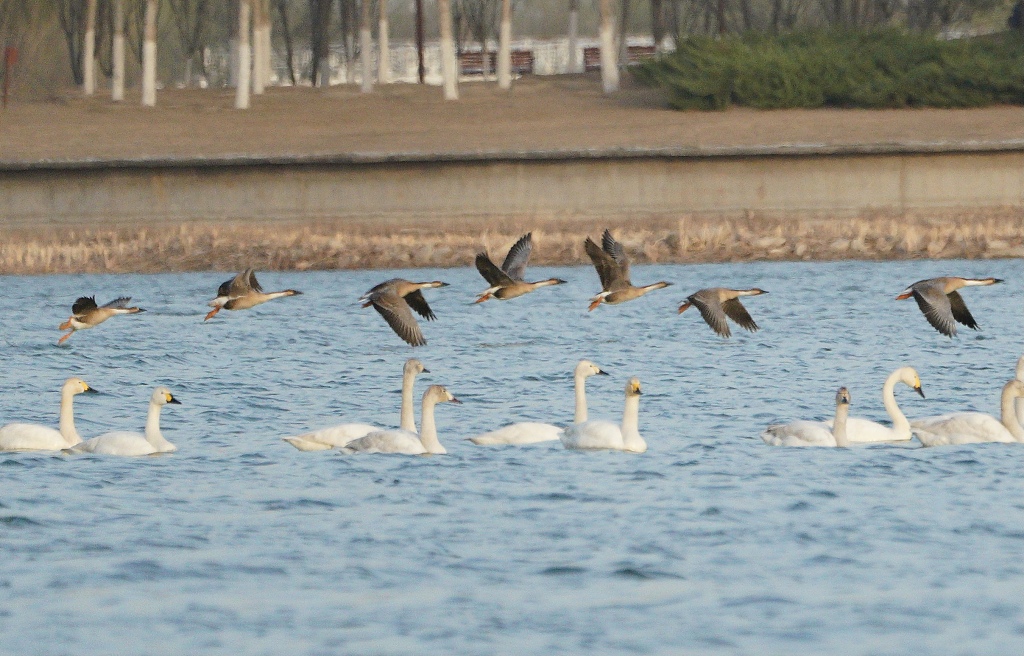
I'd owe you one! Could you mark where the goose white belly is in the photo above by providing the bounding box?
[469,422,562,445]
[71,431,174,456]
[342,429,426,455]
[0,423,70,452]
[911,413,1017,446]
[283,423,380,451]
[761,420,838,447]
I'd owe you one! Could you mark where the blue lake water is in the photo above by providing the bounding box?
[3,259,1024,654]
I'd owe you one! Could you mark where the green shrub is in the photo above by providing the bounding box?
[635,29,1024,110]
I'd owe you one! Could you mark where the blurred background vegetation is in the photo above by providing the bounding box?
[0,0,1018,101]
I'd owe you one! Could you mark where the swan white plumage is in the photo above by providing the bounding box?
[1014,355,1024,427]
[911,379,1024,446]
[68,387,181,456]
[342,385,461,455]
[824,366,924,442]
[468,360,608,445]
[559,377,646,453]
[283,359,427,451]
[761,387,852,447]
[0,378,97,452]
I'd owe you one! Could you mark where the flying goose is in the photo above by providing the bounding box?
[678,287,768,338]
[474,233,566,302]
[59,296,145,345]
[360,279,449,347]
[896,277,1002,337]
[205,268,302,320]
[584,230,671,310]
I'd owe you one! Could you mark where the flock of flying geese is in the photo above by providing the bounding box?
[0,229,1012,455]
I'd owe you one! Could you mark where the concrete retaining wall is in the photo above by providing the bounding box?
[2,144,1023,227]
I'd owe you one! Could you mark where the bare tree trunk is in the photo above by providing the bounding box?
[262,0,273,86]
[360,0,373,91]
[651,0,664,50]
[275,0,297,84]
[438,0,458,99]
[617,0,630,66]
[84,0,98,94]
[739,0,752,29]
[112,0,125,100]
[235,0,251,108]
[378,0,390,83]
[599,0,618,92]
[415,0,425,82]
[497,0,511,88]
[717,0,726,33]
[252,0,264,92]
[229,0,239,86]
[568,0,580,72]
[142,0,157,106]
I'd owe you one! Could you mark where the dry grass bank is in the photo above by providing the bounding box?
[2,212,1022,275]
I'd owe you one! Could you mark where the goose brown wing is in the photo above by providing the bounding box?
[371,295,426,347]
[585,237,628,291]
[947,291,979,330]
[246,269,264,294]
[911,285,957,337]
[403,290,437,321]
[475,253,515,287]
[101,297,134,309]
[71,296,98,315]
[722,298,760,333]
[689,293,732,338]
[500,233,533,281]
[601,230,631,282]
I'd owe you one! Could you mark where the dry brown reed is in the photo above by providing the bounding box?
[2,211,1023,275]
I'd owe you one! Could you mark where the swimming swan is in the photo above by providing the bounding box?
[342,385,461,455]
[468,360,608,445]
[761,387,851,447]
[69,387,181,456]
[824,366,924,442]
[911,379,1024,446]
[1015,355,1024,427]
[559,378,646,453]
[283,359,428,451]
[0,378,98,451]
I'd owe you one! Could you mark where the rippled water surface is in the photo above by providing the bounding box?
[4,260,1024,654]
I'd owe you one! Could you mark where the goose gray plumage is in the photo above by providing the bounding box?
[474,233,566,302]
[205,268,302,320]
[360,279,449,347]
[584,230,671,310]
[896,276,1002,337]
[678,287,768,338]
[59,296,145,345]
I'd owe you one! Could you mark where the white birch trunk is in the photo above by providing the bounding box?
[568,1,580,73]
[262,3,273,86]
[599,0,618,93]
[438,0,458,99]
[378,0,390,84]
[84,0,98,95]
[360,0,373,92]
[142,0,158,106]
[497,0,511,89]
[112,0,125,101]
[252,0,264,93]
[235,0,251,109]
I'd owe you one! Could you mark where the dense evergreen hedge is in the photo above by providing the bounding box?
[634,30,1024,109]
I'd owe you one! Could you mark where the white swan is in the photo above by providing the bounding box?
[0,378,97,452]
[824,366,924,442]
[468,360,608,445]
[283,359,427,451]
[559,377,646,453]
[1014,355,1024,427]
[342,385,461,455]
[69,387,182,456]
[911,379,1024,446]
[761,387,852,447]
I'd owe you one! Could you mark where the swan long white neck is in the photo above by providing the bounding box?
[418,397,445,454]
[881,371,911,437]
[1000,384,1024,441]
[400,369,417,432]
[833,402,850,448]
[144,401,175,451]
[574,373,589,423]
[620,394,645,452]
[58,389,82,446]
